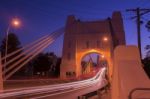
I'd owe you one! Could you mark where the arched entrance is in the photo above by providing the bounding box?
[80,52,108,76]
[76,49,112,79]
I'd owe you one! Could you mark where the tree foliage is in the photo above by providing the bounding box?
[32,53,51,73]
[145,44,150,58]
[142,57,150,78]
[143,22,150,77]
[30,52,60,77]
[145,20,150,58]
[0,33,24,78]
[0,33,22,57]
[145,20,150,32]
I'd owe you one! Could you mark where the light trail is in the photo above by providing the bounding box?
[0,67,107,98]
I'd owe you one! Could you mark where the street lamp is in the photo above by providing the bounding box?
[103,37,108,42]
[4,18,21,78]
[101,55,105,58]
[11,18,20,27]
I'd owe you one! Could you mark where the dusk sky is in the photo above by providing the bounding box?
[0,0,150,58]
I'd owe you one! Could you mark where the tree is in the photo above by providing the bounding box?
[48,52,57,72]
[0,33,24,79]
[32,53,51,75]
[145,21,150,32]
[53,57,61,77]
[29,52,61,77]
[144,20,150,58]
[0,33,22,57]
[145,43,150,58]
[143,23,150,77]
[142,57,150,78]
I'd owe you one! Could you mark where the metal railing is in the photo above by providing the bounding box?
[128,88,150,99]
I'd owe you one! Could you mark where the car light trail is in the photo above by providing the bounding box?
[0,67,107,98]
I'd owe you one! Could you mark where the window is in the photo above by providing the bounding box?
[86,41,89,48]
[72,72,76,76]
[97,40,100,48]
[68,41,71,48]
[67,53,71,60]
[66,72,69,76]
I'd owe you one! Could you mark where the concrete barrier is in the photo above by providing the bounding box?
[112,45,150,99]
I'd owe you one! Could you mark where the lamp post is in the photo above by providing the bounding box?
[4,18,20,79]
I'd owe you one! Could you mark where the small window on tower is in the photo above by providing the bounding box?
[97,40,100,48]
[86,41,89,48]
[67,53,71,60]
[68,41,71,48]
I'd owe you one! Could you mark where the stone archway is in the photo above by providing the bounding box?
[76,49,112,78]
[80,52,108,76]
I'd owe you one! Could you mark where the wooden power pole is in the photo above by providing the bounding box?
[126,7,150,59]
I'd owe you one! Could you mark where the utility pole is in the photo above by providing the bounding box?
[126,8,150,59]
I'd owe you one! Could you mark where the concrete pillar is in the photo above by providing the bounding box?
[111,45,148,99]
[0,52,3,91]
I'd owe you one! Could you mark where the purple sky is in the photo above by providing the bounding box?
[0,0,150,58]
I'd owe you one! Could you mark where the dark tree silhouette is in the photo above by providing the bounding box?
[143,26,150,78]
[30,52,59,77]
[0,33,22,57]
[145,20,150,58]
[0,33,25,79]
[145,44,150,58]
[142,57,150,78]
[146,21,150,32]
[32,53,51,75]
[53,57,61,77]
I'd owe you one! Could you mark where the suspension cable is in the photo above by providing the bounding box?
[1,27,64,61]
[3,34,54,67]
[4,31,61,75]
[1,35,48,61]
[4,29,64,80]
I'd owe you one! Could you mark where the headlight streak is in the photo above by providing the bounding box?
[0,68,107,98]
[32,68,107,99]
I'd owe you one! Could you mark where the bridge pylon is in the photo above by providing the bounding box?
[60,11,126,79]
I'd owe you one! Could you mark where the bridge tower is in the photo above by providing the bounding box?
[60,11,126,79]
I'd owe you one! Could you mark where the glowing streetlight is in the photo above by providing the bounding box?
[4,18,21,79]
[101,55,105,58]
[103,37,108,42]
[11,18,20,27]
